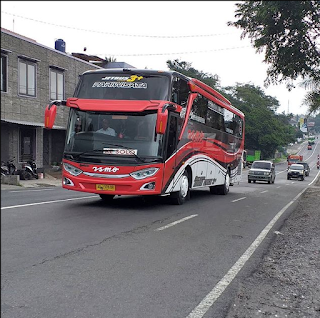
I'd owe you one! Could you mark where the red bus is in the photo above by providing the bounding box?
[45,69,245,204]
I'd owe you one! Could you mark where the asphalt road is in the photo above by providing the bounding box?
[1,139,319,318]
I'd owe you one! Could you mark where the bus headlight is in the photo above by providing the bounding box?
[130,167,159,180]
[63,163,83,176]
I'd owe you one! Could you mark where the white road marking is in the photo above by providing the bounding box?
[276,186,281,189]
[186,188,308,318]
[260,190,268,194]
[1,196,97,210]
[155,214,198,231]
[309,170,320,185]
[10,188,56,193]
[231,197,246,202]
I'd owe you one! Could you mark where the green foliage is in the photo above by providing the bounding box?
[223,83,295,158]
[167,59,297,159]
[228,1,320,87]
[104,56,117,62]
[295,129,304,139]
[300,77,320,115]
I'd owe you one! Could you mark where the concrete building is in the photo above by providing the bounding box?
[1,28,101,171]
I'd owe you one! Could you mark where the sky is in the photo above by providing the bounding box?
[1,1,310,115]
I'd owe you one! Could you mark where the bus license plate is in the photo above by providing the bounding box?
[96,184,115,191]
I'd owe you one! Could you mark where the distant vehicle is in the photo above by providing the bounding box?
[245,149,261,167]
[308,136,315,145]
[287,164,305,181]
[287,154,303,166]
[307,144,312,150]
[296,162,310,176]
[248,160,275,184]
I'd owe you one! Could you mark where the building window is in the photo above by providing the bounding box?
[19,59,36,96]
[50,68,64,100]
[1,53,8,92]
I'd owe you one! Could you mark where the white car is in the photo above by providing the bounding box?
[287,164,305,181]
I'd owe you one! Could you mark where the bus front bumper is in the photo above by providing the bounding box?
[62,174,161,196]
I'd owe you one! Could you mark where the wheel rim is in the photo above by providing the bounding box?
[225,173,230,191]
[180,175,189,198]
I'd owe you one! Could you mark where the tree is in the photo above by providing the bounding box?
[167,59,296,158]
[228,1,320,85]
[223,83,295,158]
[104,56,117,62]
[166,59,220,88]
[228,1,320,113]
[300,76,320,114]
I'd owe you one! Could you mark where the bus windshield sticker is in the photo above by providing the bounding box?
[92,81,147,89]
[103,148,138,155]
[101,75,143,82]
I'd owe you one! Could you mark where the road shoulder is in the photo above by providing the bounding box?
[226,175,320,318]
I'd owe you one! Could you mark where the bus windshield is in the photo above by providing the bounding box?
[65,109,163,162]
[75,73,170,100]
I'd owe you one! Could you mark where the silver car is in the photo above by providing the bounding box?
[287,164,305,181]
[248,160,275,184]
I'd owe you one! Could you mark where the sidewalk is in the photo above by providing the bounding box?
[1,172,62,190]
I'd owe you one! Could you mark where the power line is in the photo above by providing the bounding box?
[92,45,251,57]
[1,11,233,38]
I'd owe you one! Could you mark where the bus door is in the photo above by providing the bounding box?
[163,113,180,185]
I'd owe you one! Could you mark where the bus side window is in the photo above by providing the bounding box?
[165,116,178,160]
[179,79,189,107]
[171,78,179,103]
[171,77,189,107]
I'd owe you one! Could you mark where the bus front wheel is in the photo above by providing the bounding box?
[171,171,190,205]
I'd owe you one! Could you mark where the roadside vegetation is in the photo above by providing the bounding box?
[167,1,319,159]
[167,59,297,160]
[228,1,320,115]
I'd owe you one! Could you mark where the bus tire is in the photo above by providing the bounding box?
[209,186,218,194]
[217,171,230,195]
[171,171,190,205]
[99,194,115,202]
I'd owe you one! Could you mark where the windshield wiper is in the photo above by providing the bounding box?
[101,143,146,163]
[67,149,104,160]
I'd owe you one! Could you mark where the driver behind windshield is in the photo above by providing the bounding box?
[96,118,116,136]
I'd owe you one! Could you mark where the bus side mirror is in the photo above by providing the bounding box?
[156,108,168,134]
[44,104,57,129]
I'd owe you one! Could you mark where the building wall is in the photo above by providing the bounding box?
[1,29,100,169]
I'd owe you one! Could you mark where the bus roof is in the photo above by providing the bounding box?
[80,68,244,117]
[81,68,189,79]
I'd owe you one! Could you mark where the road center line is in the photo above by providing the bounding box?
[260,190,268,194]
[186,187,308,318]
[231,197,246,202]
[1,196,97,210]
[155,214,198,231]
